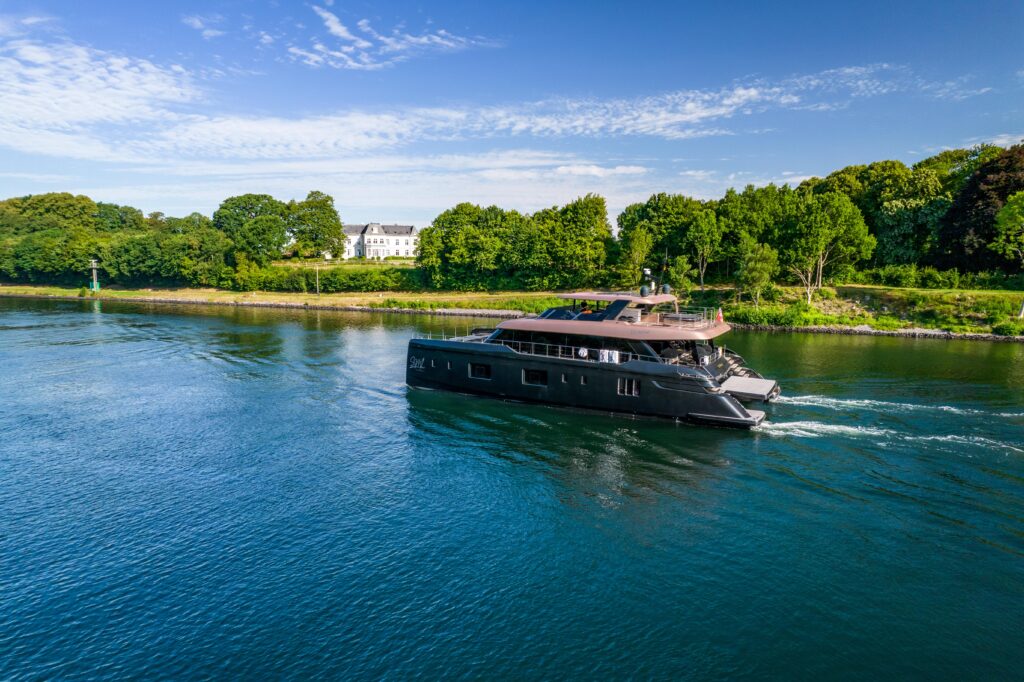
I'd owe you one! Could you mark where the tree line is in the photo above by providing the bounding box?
[1,143,1022,297]
[418,142,1024,300]
[0,191,346,288]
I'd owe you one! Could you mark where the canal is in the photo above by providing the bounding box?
[1,297,1022,678]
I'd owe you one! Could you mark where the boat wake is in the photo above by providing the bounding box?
[755,420,1024,453]
[776,394,1024,419]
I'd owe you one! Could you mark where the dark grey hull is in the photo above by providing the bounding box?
[406,339,767,428]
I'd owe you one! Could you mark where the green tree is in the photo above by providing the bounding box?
[617,193,703,268]
[213,194,288,265]
[616,226,653,287]
[992,191,1024,269]
[289,190,344,258]
[165,212,213,234]
[937,144,1024,271]
[782,192,874,303]
[684,208,722,291]
[552,194,612,288]
[666,255,696,300]
[913,144,1003,195]
[234,215,288,266]
[873,167,948,265]
[414,225,446,288]
[11,193,98,231]
[95,202,145,232]
[736,236,778,307]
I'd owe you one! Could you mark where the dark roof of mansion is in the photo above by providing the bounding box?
[342,223,415,236]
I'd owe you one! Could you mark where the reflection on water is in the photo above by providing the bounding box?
[1,296,1023,679]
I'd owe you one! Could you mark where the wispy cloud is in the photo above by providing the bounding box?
[1,31,1012,221]
[920,75,993,101]
[977,133,1024,147]
[0,14,55,37]
[0,39,195,160]
[74,152,657,224]
[0,40,993,167]
[182,14,225,40]
[310,6,371,49]
[290,5,496,70]
[554,164,647,178]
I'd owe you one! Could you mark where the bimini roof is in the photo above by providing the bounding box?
[497,317,731,341]
[557,291,677,305]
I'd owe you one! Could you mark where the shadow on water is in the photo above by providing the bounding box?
[404,384,747,503]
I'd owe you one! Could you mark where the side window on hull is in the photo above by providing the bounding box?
[617,378,640,397]
[469,363,492,380]
[523,369,547,386]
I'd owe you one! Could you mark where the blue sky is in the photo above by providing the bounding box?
[0,0,1021,225]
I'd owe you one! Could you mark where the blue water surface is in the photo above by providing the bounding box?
[1,298,1022,679]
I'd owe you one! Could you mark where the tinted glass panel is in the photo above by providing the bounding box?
[469,363,492,379]
[523,369,547,386]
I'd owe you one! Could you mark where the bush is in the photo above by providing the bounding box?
[918,267,960,289]
[229,264,426,293]
[877,264,919,288]
[991,319,1024,336]
[816,287,836,300]
[761,283,783,302]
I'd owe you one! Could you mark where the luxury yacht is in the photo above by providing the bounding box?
[406,290,779,428]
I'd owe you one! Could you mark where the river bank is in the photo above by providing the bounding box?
[2,283,1023,342]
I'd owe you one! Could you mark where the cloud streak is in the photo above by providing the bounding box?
[289,5,496,70]
[0,39,998,170]
[182,15,225,40]
[0,31,1009,222]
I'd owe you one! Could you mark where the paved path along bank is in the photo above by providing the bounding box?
[2,289,1022,342]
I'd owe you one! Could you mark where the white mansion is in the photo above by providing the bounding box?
[341,223,419,259]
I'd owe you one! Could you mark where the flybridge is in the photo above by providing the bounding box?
[501,291,729,340]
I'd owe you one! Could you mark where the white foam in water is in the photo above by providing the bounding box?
[777,394,1024,419]
[756,420,1024,454]
[755,421,896,439]
[912,434,1024,454]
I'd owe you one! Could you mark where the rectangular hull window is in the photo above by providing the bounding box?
[523,369,548,386]
[617,378,640,396]
[469,363,492,380]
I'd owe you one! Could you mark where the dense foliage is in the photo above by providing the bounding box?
[0,190,347,289]
[415,195,612,290]
[2,144,1022,300]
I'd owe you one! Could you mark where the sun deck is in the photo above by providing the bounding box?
[497,291,730,341]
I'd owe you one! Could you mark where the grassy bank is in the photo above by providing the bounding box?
[700,285,1024,336]
[0,284,562,315]
[2,283,1023,336]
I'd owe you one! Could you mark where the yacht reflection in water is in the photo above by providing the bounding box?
[404,386,739,497]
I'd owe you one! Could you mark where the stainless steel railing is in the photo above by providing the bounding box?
[488,339,664,364]
[413,333,730,367]
[652,307,717,328]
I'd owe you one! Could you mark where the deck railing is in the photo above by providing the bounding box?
[489,339,665,364]
[413,332,729,366]
[651,307,717,328]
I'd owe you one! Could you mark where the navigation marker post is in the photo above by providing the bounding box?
[89,259,100,292]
